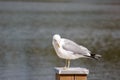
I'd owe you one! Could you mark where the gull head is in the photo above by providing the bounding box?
[53,34,61,43]
[53,34,61,48]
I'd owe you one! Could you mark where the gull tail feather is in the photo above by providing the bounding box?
[90,54,102,60]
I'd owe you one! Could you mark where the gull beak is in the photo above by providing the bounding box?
[54,39,60,48]
[57,43,60,48]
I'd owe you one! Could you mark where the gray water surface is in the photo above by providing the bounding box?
[0,1,120,80]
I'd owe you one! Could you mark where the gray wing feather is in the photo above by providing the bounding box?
[62,38,90,56]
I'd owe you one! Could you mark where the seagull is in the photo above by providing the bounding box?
[52,34,101,69]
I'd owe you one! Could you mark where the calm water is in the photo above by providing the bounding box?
[0,1,120,80]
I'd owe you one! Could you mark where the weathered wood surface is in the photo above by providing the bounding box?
[55,67,89,74]
[55,67,89,80]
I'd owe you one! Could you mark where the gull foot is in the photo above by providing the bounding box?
[63,67,68,70]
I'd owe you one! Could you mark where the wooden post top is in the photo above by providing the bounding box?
[54,67,89,75]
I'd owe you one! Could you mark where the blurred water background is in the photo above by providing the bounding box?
[0,0,120,80]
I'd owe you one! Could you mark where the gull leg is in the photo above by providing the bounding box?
[67,59,70,68]
[63,59,67,70]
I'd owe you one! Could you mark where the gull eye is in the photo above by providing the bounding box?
[54,39,57,42]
